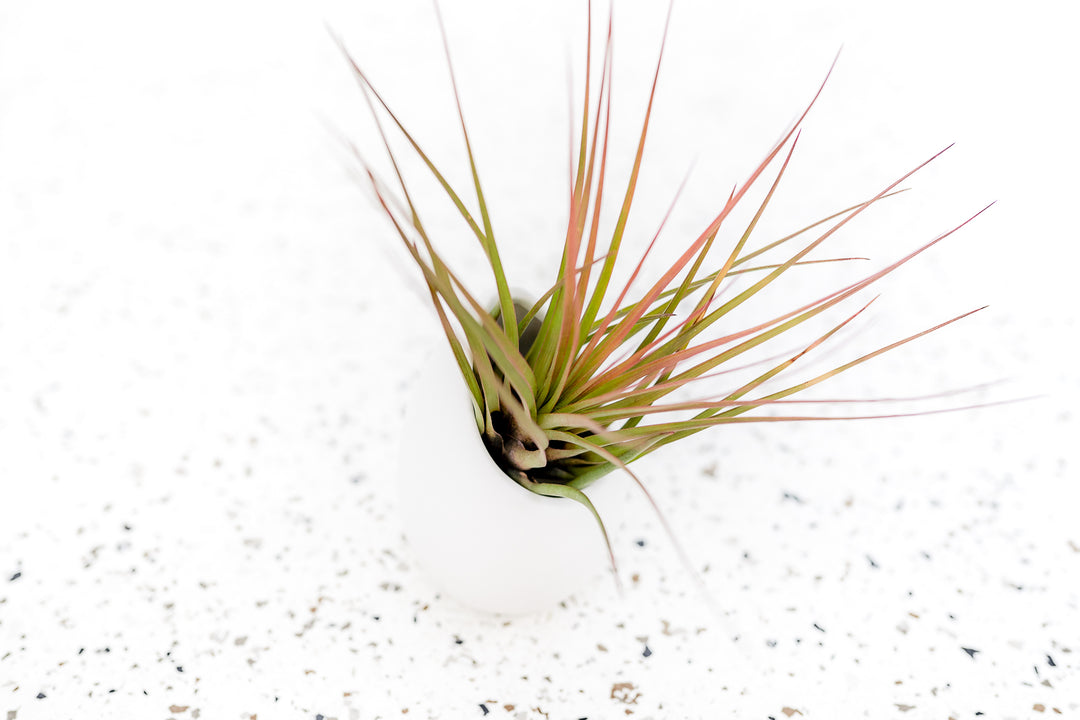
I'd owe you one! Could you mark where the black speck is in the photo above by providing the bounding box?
[1047,654,1057,667]
[782,491,803,503]
[867,555,879,569]
[123,524,132,531]
[317,715,325,720]
[962,647,979,659]
[479,704,489,715]
[78,648,84,655]
[766,639,777,648]
[36,693,46,699]
[454,637,464,645]
[9,572,20,582]
[642,645,652,658]
[108,689,115,694]
[813,623,825,633]
[372,615,380,622]
[176,666,184,673]
[975,713,984,716]
[635,539,646,547]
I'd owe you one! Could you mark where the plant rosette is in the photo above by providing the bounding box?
[342,5,994,615]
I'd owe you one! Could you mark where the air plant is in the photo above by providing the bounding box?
[339,5,991,576]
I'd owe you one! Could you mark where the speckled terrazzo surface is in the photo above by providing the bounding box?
[1,1,1077,718]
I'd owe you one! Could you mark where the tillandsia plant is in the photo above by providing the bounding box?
[339,5,991,573]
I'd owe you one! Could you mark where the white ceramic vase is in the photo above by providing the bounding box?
[398,346,623,615]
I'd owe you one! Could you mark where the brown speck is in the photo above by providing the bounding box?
[1033,704,1045,713]
[895,704,916,712]
[781,708,802,717]
[168,707,189,714]
[597,644,608,653]
[611,682,640,705]
[503,705,514,712]
[1068,540,1079,553]
[234,637,247,646]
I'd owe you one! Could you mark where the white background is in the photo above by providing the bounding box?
[1,0,1077,718]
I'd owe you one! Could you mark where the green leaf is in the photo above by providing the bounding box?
[525,480,620,589]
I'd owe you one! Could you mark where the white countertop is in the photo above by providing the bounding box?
[1,1,1076,718]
